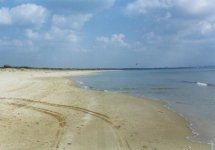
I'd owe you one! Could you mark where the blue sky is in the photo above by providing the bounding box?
[0,0,215,68]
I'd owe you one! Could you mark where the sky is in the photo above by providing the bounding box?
[0,0,215,68]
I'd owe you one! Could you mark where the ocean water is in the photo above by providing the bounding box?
[72,68,215,147]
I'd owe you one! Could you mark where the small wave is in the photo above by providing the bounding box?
[83,86,89,89]
[196,82,208,87]
[77,80,84,85]
[79,81,84,85]
[196,82,215,87]
[191,129,200,137]
[83,86,94,89]
[182,80,215,87]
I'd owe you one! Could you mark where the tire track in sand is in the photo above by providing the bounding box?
[0,101,66,149]
[0,97,131,150]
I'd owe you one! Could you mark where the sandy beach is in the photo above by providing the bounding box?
[0,69,209,150]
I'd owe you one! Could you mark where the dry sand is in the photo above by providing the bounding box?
[0,69,210,150]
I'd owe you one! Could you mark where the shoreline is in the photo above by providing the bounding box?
[72,70,214,148]
[73,70,214,148]
[0,69,210,149]
[75,79,210,146]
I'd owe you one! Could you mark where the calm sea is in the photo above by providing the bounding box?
[72,68,215,147]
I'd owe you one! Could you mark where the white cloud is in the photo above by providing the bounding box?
[25,29,40,39]
[96,36,109,43]
[0,3,48,26]
[0,8,12,25]
[125,0,215,16]
[144,32,161,41]
[111,34,128,47]
[125,0,172,15]
[41,0,116,13]
[23,10,94,51]
[52,14,92,29]
[125,0,215,37]
[25,27,79,43]
[96,33,129,47]
[198,21,215,34]
[0,1,114,54]
[176,0,215,16]
[24,13,93,44]
[0,38,36,52]
[50,27,79,43]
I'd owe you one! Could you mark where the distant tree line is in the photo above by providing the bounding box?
[1,64,215,71]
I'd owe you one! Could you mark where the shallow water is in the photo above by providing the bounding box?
[73,68,215,147]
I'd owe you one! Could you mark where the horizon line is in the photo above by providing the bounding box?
[1,65,215,70]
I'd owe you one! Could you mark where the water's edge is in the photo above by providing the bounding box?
[71,76,212,148]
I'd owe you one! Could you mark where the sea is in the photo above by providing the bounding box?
[72,68,215,148]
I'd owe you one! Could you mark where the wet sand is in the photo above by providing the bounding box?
[0,69,210,150]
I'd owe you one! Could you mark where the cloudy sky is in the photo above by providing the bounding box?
[0,0,215,68]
